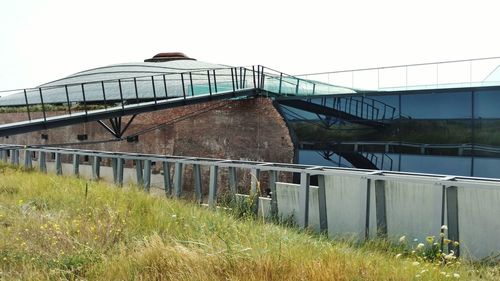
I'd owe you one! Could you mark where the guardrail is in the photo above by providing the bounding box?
[1,144,499,260]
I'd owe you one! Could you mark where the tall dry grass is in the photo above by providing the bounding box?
[0,164,498,280]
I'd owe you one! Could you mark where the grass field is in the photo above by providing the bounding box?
[0,164,498,280]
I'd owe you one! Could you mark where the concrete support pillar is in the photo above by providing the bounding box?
[55,153,62,175]
[317,174,328,233]
[193,164,202,203]
[143,160,152,192]
[298,172,310,228]
[24,150,32,169]
[135,160,143,186]
[269,170,278,217]
[39,151,47,173]
[375,180,387,237]
[92,156,100,180]
[162,161,172,196]
[116,158,124,186]
[208,165,218,208]
[173,162,183,198]
[73,154,80,176]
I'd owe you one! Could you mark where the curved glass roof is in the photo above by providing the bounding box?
[42,60,230,87]
[0,60,234,106]
[0,60,357,107]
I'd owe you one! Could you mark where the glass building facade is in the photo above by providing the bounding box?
[278,86,500,178]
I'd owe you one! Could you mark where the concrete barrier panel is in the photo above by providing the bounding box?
[384,181,442,244]
[276,183,320,231]
[458,186,500,259]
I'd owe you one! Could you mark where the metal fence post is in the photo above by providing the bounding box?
[269,170,278,217]
[228,166,237,197]
[364,178,372,240]
[163,161,172,196]
[55,153,62,175]
[116,158,124,186]
[250,168,260,194]
[111,158,117,183]
[317,174,328,233]
[143,160,152,192]
[298,172,310,228]
[208,165,218,208]
[71,154,79,176]
[92,156,100,180]
[193,164,202,203]
[39,151,46,173]
[11,149,19,165]
[23,149,32,169]
[135,160,143,186]
[174,162,183,198]
[375,179,387,238]
[446,186,460,256]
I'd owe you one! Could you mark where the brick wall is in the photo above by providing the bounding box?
[0,97,295,194]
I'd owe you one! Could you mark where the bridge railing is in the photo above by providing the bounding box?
[295,56,500,91]
[0,66,261,124]
[0,144,499,260]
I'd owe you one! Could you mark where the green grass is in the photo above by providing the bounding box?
[0,164,498,280]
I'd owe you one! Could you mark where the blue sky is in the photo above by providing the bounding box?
[1,0,500,90]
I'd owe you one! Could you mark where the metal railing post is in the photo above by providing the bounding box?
[73,154,80,176]
[92,156,100,179]
[231,68,236,92]
[446,186,460,256]
[269,170,278,217]
[252,66,257,89]
[181,74,186,100]
[298,172,310,228]
[118,79,124,110]
[65,85,72,114]
[163,74,168,98]
[81,84,88,115]
[116,157,124,186]
[189,72,195,96]
[135,159,143,186]
[23,89,31,121]
[23,149,32,169]
[208,165,218,208]
[55,153,62,175]
[375,179,387,237]
[174,162,183,198]
[143,160,152,192]
[317,174,328,233]
[163,161,172,196]
[207,70,212,96]
[278,73,283,94]
[39,88,47,122]
[213,70,218,93]
[193,164,202,203]
[133,77,139,103]
[101,81,108,109]
[39,151,46,173]
[151,76,157,104]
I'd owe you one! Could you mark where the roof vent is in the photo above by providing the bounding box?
[144,52,196,62]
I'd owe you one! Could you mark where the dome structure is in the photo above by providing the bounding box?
[0,54,232,106]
